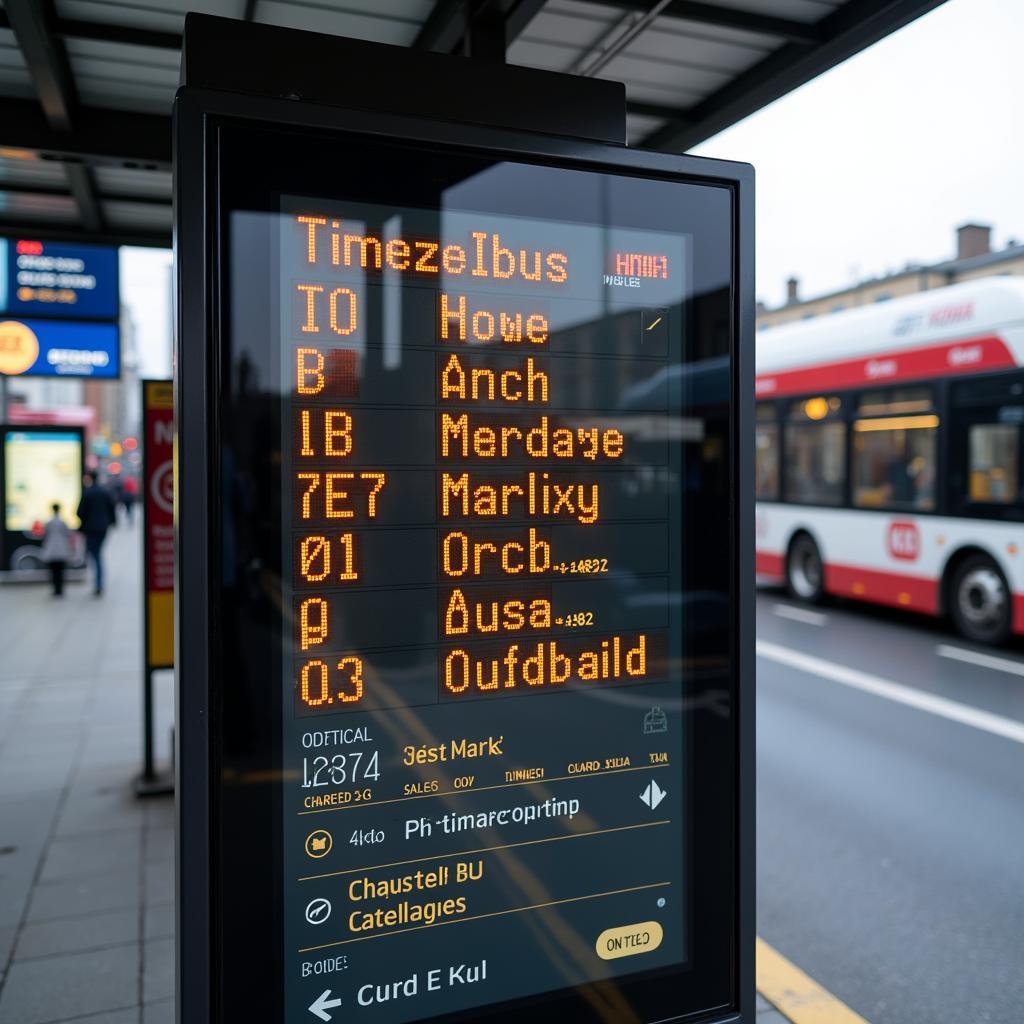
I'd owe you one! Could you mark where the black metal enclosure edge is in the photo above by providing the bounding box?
[173,97,212,1024]
[174,79,754,1024]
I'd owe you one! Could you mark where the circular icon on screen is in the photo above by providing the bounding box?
[151,461,174,514]
[305,829,332,858]
[305,898,332,925]
[0,321,40,375]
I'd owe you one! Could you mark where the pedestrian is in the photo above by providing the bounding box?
[40,503,74,597]
[122,475,138,523]
[76,472,117,596]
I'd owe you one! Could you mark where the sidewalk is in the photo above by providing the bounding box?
[0,520,174,1024]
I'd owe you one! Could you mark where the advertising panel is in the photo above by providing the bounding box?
[143,380,174,669]
[4,429,83,531]
[0,237,119,320]
[0,317,120,379]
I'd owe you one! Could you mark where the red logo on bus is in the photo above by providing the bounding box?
[887,521,920,561]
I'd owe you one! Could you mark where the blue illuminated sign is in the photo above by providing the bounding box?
[0,317,120,378]
[0,238,119,320]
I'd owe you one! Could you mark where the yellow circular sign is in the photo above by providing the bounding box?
[0,321,40,375]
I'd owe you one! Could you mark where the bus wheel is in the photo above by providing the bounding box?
[786,534,824,603]
[950,555,1012,645]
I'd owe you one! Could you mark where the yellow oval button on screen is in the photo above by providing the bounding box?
[596,921,664,961]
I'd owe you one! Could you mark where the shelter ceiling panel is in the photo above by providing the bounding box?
[56,0,245,33]
[256,1,425,46]
[102,198,172,229]
[0,191,78,221]
[0,154,70,187]
[708,0,841,20]
[94,165,171,197]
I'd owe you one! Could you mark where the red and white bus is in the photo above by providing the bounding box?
[755,278,1024,644]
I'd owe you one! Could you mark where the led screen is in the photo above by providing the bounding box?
[0,237,119,320]
[279,195,690,1019]
[4,430,82,531]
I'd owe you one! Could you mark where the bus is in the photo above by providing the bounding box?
[755,278,1024,644]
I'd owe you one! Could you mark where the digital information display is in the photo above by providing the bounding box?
[0,317,120,378]
[177,98,752,1024]
[0,237,119,320]
[3,429,83,531]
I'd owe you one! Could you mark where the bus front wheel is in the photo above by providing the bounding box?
[950,555,1012,645]
[786,534,825,603]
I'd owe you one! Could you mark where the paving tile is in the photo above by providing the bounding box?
[140,1001,171,1024]
[26,870,139,923]
[14,910,139,961]
[141,938,173,1005]
[40,833,142,884]
[142,904,172,942]
[0,945,139,1024]
[141,862,172,906]
[53,1009,138,1024]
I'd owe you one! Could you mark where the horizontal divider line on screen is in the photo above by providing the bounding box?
[283,273,679,308]
[297,880,673,953]
[287,401,673,414]
[289,518,673,533]
[297,761,672,816]
[291,627,671,658]
[297,819,672,883]
[289,571,671,594]
[284,339,675,362]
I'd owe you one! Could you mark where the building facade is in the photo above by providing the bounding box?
[758,224,1024,330]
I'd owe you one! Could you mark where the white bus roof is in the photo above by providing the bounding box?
[755,278,1024,397]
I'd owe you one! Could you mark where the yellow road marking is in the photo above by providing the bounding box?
[757,937,871,1024]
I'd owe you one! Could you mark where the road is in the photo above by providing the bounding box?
[756,589,1024,1024]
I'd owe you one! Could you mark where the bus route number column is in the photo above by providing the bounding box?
[292,267,386,714]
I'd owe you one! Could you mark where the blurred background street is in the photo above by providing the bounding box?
[0,523,174,1024]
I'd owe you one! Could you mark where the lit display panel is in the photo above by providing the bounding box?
[215,125,740,1024]
[4,430,82,531]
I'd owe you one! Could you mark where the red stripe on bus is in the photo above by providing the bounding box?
[1013,596,1024,635]
[755,335,1015,398]
[756,551,785,577]
[825,563,939,614]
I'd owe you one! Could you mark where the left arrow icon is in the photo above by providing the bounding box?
[309,989,342,1021]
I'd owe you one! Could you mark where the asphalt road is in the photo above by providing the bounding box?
[756,589,1024,1024]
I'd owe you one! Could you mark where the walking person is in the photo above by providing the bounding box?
[76,472,117,596]
[40,503,74,597]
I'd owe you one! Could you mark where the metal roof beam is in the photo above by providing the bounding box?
[641,0,950,152]
[4,0,108,233]
[0,181,172,206]
[414,0,545,54]
[4,1,78,131]
[0,98,171,170]
[0,10,182,49]
[0,218,170,249]
[589,0,823,44]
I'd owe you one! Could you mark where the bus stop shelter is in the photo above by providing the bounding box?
[0,0,946,249]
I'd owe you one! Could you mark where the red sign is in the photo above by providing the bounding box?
[143,380,174,668]
[887,521,921,562]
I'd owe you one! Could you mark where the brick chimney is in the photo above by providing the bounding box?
[957,223,991,261]
[786,276,799,304]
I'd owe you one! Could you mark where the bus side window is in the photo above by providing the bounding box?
[783,396,845,506]
[852,388,937,511]
[968,423,1019,503]
[755,404,779,500]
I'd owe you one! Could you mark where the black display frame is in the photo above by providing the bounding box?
[175,80,754,1024]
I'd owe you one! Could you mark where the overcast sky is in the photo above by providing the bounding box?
[692,0,1024,309]
[121,0,1024,373]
